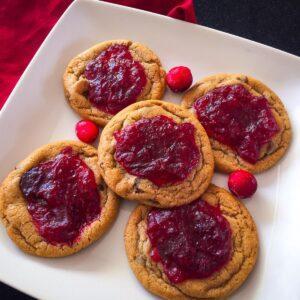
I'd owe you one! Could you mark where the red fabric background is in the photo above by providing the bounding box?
[0,0,196,109]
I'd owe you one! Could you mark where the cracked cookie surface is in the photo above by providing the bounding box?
[124,184,259,299]
[182,74,291,173]
[0,141,119,257]
[63,39,166,126]
[98,100,214,208]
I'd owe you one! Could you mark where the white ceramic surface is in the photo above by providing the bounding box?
[0,0,299,299]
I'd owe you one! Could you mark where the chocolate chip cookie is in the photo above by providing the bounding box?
[63,39,166,126]
[182,74,291,173]
[124,184,258,299]
[0,141,119,257]
[98,100,214,208]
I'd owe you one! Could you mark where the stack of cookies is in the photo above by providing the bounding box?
[0,39,291,299]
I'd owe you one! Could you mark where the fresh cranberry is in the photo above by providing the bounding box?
[147,199,232,283]
[228,170,257,199]
[85,44,147,115]
[114,115,200,186]
[75,120,99,143]
[166,66,193,93]
[193,84,279,163]
[20,147,100,245]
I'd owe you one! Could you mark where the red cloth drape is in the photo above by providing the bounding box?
[0,0,196,109]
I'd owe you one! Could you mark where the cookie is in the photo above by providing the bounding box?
[98,100,214,208]
[63,39,166,126]
[124,184,258,299]
[182,74,291,173]
[0,141,119,257]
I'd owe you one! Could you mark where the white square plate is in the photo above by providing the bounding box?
[1,0,300,299]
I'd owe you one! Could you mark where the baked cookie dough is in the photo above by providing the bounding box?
[124,184,259,299]
[63,39,166,126]
[182,74,291,173]
[98,100,214,208]
[0,141,119,257]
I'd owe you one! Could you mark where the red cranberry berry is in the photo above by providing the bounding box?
[75,120,99,143]
[166,66,193,93]
[228,170,257,199]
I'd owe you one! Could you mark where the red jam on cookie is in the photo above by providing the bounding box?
[114,115,200,186]
[193,84,280,163]
[147,199,232,283]
[20,147,100,246]
[85,44,147,115]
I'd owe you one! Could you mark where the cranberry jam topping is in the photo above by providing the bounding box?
[84,44,147,115]
[20,147,100,246]
[147,199,232,283]
[193,84,280,163]
[114,115,200,186]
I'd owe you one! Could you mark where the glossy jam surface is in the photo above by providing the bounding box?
[20,147,100,246]
[147,199,232,283]
[85,44,147,115]
[114,115,200,186]
[193,84,279,163]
